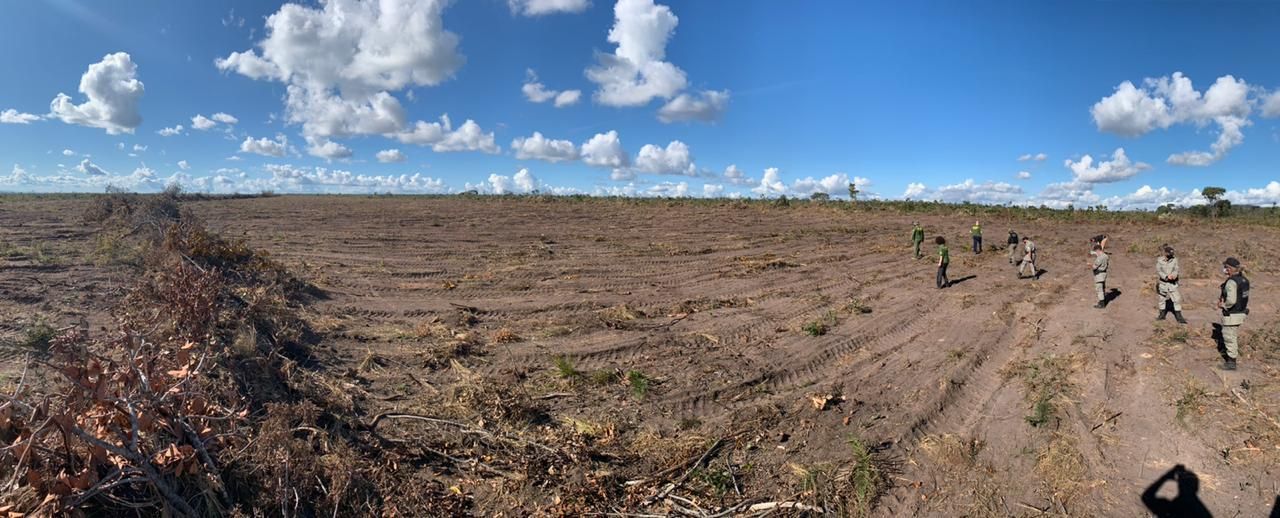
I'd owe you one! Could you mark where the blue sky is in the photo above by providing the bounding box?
[2,0,1279,208]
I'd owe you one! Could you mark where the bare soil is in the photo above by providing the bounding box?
[2,195,1278,516]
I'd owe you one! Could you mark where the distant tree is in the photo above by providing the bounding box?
[810,192,830,202]
[1214,199,1232,217]
[848,183,859,201]
[1202,186,1226,217]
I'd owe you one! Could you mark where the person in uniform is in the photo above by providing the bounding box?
[912,221,925,260]
[971,220,983,254]
[1090,234,1110,252]
[1156,245,1186,323]
[1007,229,1020,265]
[936,236,950,289]
[1216,257,1249,370]
[1018,236,1037,279]
[1091,244,1109,309]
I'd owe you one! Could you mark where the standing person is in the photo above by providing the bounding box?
[1018,236,1037,279]
[1156,245,1187,323]
[1217,257,1249,370]
[1091,244,1109,309]
[971,220,983,254]
[936,236,950,289]
[911,221,925,260]
[1006,229,1020,265]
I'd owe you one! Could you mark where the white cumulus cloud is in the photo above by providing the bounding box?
[722,164,750,185]
[211,112,238,124]
[376,149,407,163]
[483,168,541,195]
[1017,153,1047,162]
[306,137,353,160]
[178,160,190,170]
[905,179,1023,204]
[1263,91,1280,118]
[508,0,590,16]
[1064,147,1150,184]
[239,134,289,157]
[191,114,217,130]
[580,130,629,168]
[74,158,109,176]
[391,114,498,153]
[512,132,579,162]
[634,140,695,175]
[658,90,729,123]
[49,52,144,135]
[586,0,687,107]
[522,69,582,108]
[157,124,183,136]
[1017,171,1032,180]
[1,109,40,124]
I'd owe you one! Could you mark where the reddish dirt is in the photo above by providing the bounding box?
[3,195,1278,516]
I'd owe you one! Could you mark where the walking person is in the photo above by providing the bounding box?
[1018,236,1037,279]
[1006,229,1020,265]
[1156,245,1187,323]
[971,220,983,254]
[1216,258,1249,370]
[1091,244,1109,309]
[911,221,925,260]
[936,236,950,289]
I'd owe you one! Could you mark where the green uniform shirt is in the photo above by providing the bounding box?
[938,244,949,265]
[971,225,982,237]
[912,226,924,243]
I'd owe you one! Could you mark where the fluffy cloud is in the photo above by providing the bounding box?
[1,109,40,124]
[263,164,447,193]
[751,168,786,196]
[157,124,183,136]
[658,90,729,123]
[522,70,582,108]
[580,130,629,168]
[906,179,1023,204]
[1227,181,1280,206]
[508,0,590,16]
[702,183,725,197]
[1017,153,1047,162]
[178,160,190,170]
[74,158,108,176]
[646,181,689,197]
[1064,148,1150,184]
[61,149,76,157]
[306,138,353,160]
[2,164,31,184]
[1017,171,1032,180]
[211,112,238,124]
[1264,91,1280,118]
[191,114,217,130]
[634,140,695,175]
[722,164,750,185]
[1092,72,1254,165]
[49,52,144,135]
[391,114,498,153]
[376,149,407,163]
[586,0,687,107]
[512,132,578,162]
[240,134,289,157]
[791,173,869,197]
[483,168,541,195]
[218,0,463,143]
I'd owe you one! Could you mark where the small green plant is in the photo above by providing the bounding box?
[802,320,829,336]
[1175,382,1208,423]
[626,370,650,399]
[22,319,57,350]
[590,369,618,386]
[845,436,883,516]
[554,356,581,379]
[1008,355,1074,428]
[693,467,734,495]
[1168,329,1189,344]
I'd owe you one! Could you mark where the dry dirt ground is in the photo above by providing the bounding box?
[3,195,1279,516]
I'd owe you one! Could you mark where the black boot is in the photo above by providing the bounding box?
[1222,358,1238,371]
[1094,302,1105,309]
[1173,311,1187,324]
[1156,310,1167,321]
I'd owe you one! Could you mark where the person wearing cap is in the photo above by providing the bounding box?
[1006,229,1020,265]
[1156,245,1186,323]
[971,220,983,254]
[1091,244,1109,309]
[1216,257,1250,370]
[1018,236,1037,279]
[911,221,925,260]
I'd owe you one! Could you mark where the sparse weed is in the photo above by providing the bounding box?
[1175,381,1208,423]
[554,355,581,379]
[803,310,839,336]
[21,319,57,350]
[626,370,650,399]
[1006,354,1075,428]
[590,369,618,386]
[791,435,886,517]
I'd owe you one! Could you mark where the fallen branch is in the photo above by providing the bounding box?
[366,412,557,454]
[641,438,726,506]
[1090,411,1123,432]
[747,501,825,513]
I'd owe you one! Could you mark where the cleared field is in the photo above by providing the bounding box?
[2,195,1278,516]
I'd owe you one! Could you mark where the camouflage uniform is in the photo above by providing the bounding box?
[1092,250,1109,308]
[1018,240,1037,278]
[1219,269,1249,368]
[1156,254,1185,322]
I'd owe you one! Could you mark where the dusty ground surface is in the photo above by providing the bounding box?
[3,195,1278,516]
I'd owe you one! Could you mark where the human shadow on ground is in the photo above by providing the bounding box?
[1104,288,1123,304]
[948,275,977,286]
[1271,495,1280,518]
[1141,464,1212,517]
